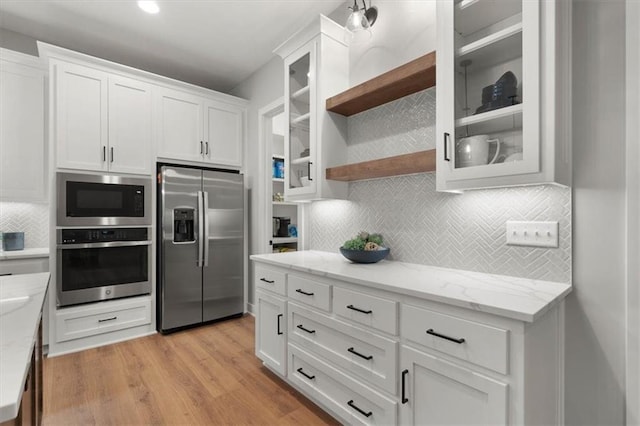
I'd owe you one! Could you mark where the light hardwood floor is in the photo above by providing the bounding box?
[43,315,339,425]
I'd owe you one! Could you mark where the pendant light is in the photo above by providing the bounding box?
[345,0,378,43]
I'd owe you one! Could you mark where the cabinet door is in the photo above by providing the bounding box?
[108,75,152,175]
[284,40,317,199]
[156,88,203,162]
[55,61,108,171]
[436,0,540,191]
[203,100,243,168]
[400,345,508,425]
[255,290,287,376]
[0,55,46,202]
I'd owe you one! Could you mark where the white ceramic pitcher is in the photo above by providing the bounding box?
[455,135,501,168]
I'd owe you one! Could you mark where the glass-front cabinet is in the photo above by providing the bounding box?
[436,0,571,191]
[275,15,349,201]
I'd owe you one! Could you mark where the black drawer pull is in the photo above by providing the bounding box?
[401,369,409,404]
[295,288,314,296]
[347,400,372,418]
[346,304,372,314]
[347,347,373,360]
[260,277,275,284]
[277,314,283,335]
[98,316,117,323]
[297,368,315,380]
[426,328,465,344]
[297,324,316,334]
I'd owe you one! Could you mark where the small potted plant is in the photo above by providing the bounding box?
[340,231,390,264]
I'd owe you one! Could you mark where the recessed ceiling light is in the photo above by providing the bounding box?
[138,1,160,14]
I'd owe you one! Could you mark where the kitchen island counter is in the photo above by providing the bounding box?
[250,250,571,323]
[0,272,49,422]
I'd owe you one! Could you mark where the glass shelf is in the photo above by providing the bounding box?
[456,103,523,127]
[290,156,311,165]
[455,0,522,37]
[291,85,310,103]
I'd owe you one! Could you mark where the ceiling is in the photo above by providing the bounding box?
[0,0,345,92]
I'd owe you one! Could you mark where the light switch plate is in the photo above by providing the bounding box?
[506,221,559,248]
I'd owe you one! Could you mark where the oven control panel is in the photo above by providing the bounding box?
[59,228,149,244]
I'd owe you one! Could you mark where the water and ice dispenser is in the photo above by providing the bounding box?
[173,209,195,242]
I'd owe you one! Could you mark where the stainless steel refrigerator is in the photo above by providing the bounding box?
[158,165,244,333]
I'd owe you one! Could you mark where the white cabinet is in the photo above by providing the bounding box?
[255,289,287,376]
[54,61,152,175]
[156,88,244,168]
[0,49,47,202]
[436,0,571,191]
[274,15,349,201]
[400,345,508,426]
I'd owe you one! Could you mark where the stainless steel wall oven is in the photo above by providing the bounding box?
[56,227,152,307]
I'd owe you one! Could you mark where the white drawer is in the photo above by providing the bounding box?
[401,304,509,374]
[333,287,398,335]
[254,263,286,296]
[287,274,331,312]
[56,297,151,343]
[289,302,397,394]
[289,343,397,426]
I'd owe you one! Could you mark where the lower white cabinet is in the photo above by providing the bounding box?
[255,289,287,376]
[55,296,151,343]
[252,259,564,425]
[400,345,508,425]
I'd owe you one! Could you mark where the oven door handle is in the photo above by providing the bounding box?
[57,240,152,249]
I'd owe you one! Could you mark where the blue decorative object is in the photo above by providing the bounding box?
[339,247,390,264]
[288,224,297,237]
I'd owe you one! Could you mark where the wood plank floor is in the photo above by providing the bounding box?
[43,315,339,425]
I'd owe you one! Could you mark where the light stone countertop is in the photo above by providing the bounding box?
[0,248,49,260]
[250,250,572,323]
[0,272,50,422]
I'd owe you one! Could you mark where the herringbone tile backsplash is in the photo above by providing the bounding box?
[0,202,49,248]
[309,88,571,283]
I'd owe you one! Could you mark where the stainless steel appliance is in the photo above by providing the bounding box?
[57,172,151,227]
[158,165,244,333]
[56,227,152,307]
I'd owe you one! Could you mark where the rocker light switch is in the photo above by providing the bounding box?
[506,221,559,248]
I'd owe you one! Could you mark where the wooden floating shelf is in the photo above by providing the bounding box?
[326,51,436,117]
[326,149,436,182]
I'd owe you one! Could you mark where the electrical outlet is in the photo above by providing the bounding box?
[506,221,559,248]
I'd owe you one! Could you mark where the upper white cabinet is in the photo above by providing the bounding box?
[274,15,349,201]
[0,49,47,202]
[436,0,571,191]
[156,89,244,168]
[54,61,152,175]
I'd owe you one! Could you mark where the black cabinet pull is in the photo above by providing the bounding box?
[295,288,314,296]
[347,400,372,418]
[110,147,114,163]
[277,314,283,335]
[307,161,313,181]
[297,324,316,334]
[102,146,106,162]
[426,328,465,344]
[200,141,203,154]
[347,347,373,360]
[205,141,209,155]
[346,304,372,314]
[260,277,275,284]
[444,132,451,162]
[297,368,315,380]
[401,369,409,404]
[98,316,117,323]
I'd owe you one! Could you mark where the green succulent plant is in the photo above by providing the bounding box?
[342,231,385,251]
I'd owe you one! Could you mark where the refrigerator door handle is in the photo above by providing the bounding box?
[203,191,210,267]
[197,190,204,267]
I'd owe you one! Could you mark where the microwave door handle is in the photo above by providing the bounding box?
[197,191,204,267]
[203,191,209,267]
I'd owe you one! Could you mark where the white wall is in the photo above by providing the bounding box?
[230,56,283,307]
[0,28,38,56]
[566,0,627,424]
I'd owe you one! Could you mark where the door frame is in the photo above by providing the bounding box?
[626,0,640,423]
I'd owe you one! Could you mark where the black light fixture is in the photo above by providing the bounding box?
[345,0,378,42]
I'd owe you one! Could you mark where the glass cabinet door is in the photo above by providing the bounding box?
[285,42,316,196]
[438,0,540,185]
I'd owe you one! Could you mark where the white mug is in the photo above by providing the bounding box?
[455,135,501,168]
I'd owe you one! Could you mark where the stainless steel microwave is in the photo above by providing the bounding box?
[57,173,151,227]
